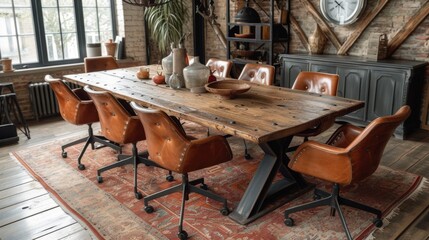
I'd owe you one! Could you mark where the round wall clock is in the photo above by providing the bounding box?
[320,0,366,26]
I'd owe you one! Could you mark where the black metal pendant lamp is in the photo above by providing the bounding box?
[122,0,171,7]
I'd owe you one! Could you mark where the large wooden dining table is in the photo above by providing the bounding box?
[63,65,364,225]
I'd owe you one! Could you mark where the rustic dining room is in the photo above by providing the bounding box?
[1,0,429,239]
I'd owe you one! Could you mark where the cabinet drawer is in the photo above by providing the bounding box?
[368,69,406,120]
[337,67,369,121]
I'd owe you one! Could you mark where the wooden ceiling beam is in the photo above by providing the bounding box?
[337,0,391,55]
[387,0,429,57]
[299,0,342,50]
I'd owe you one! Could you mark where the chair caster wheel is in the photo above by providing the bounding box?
[220,208,230,216]
[97,176,103,183]
[284,217,294,226]
[244,153,252,160]
[373,218,383,228]
[135,192,143,200]
[78,164,85,170]
[313,194,321,200]
[144,205,154,213]
[200,183,208,190]
[62,152,67,158]
[166,175,174,182]
[178,230,188,240]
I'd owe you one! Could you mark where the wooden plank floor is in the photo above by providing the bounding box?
[0,118,95,240]
[1,117,429,239]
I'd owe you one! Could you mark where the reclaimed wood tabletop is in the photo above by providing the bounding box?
[64,65,363,144]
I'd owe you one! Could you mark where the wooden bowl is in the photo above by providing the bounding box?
[205,80,251,99]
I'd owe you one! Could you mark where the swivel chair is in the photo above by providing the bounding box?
[131,102,233,240]
[84,86,173,199]
[287,71,339,152]
[238,63,275,86]
[45,75,120,170]
[284,105,411,240]
[84,56,119,73]
[206,58,233,78]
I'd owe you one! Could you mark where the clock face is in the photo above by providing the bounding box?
[320,0,366,25]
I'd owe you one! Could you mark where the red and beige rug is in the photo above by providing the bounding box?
[12,123,429,240]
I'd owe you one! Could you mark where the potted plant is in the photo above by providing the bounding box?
[144,0,189,54]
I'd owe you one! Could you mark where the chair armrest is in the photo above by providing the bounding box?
[182,135,233,173]
[289,140,353,185]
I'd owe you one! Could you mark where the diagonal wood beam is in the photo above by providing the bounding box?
[289,14,311,52]
[387,0,429,57]
[299,0,342,50]
[337,0,391,55]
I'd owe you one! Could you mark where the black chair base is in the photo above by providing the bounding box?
[97,143,174,200]
[284,183,383,240]
[61,123,121,170]
[144,174,229,240]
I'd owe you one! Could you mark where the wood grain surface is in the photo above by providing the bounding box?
[64,66,364,143]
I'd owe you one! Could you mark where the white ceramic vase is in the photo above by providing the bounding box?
[183,57,210,91]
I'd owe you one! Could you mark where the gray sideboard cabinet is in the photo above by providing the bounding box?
[280,54,427,139]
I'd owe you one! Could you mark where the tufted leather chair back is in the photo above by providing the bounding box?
[84,86,145,144]
[238,63,275,86]
[292,71,339,96]
[206,58,233,78]
[131,102,233,174]
[289,105,411,185]
[84,56,119,73]
[45,75,99,125]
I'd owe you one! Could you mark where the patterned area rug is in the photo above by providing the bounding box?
[12,122,428,240]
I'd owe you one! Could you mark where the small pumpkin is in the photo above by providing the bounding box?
[152,71,165,84]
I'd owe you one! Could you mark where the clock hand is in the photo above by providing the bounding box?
[335,0,345,10]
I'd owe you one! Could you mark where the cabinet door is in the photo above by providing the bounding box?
[281,60,309,87]
[337,67,369,121]
[309,63,336,74]
[368,69,406,120]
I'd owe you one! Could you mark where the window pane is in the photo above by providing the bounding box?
[14,0,31,7]
[43,8,60,34]
[60,7,76,32]
[46,33,62,60]
[98,7,112,30]
[15,7,34,34]
[0,8,16,35]
[98,0,111,7]
[82,0,96,7]
[0,0,12,7]
[19,35,38,63]
[63,33,78,59]
[41,0,57,7]
[0,36,17,59]
[83,7,97,31]
[59,0,73,7]
[0,0,38,64]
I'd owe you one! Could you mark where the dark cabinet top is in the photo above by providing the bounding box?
[280,54,427,69]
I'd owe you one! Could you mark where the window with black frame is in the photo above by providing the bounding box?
[0,0,116,69]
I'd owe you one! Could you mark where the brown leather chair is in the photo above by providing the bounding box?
[84,56,119,73]
[131,102,233,240]
[288,71,340,151]
[45,75,120,170]
[84,86,172,199]
[284,105,411,240]
[238,63,275,86]
[206,58,233,78]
